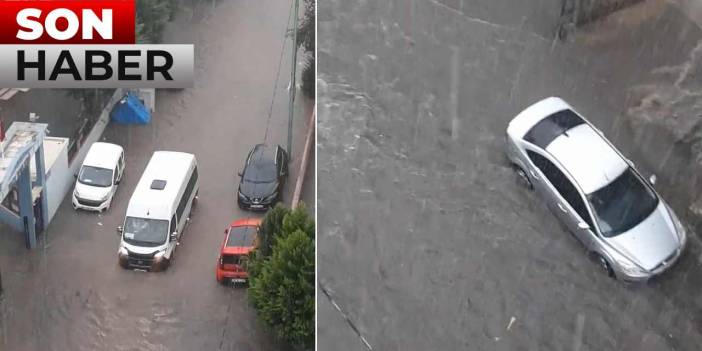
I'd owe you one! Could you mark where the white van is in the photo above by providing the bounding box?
[72,142,125,212]
[117,151,199,271]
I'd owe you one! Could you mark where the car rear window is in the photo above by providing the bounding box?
[524,109,585,148]
[226,226,257,247]
[222,254,242,265]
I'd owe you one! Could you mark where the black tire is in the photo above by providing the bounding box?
[597,254,616,279]
[513,165,534,190]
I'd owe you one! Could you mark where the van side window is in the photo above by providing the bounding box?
[527,150,594,228]
[176,167,199,220]
[170,214,177,234]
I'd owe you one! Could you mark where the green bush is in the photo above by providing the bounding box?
[249,230,315,350]
[249,203,315,350]
[258,204,292,258]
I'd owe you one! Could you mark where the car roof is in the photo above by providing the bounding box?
[545,124,628,194]
[126,151,196,220]
[82,142,123,169]
[226,225,257,248]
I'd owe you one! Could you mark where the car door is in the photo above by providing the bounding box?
[118,152,125,181]
[275,146,286,182]
[526,150,596,246]
[166,214,178,257]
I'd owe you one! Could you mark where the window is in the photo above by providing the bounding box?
[170,214,177,235]
[524,109,585,148]
[527,150,593,228]
[176,167,199,220]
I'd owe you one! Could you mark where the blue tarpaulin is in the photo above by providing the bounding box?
[110,93,151,124]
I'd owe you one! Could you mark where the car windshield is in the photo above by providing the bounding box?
[78,166,113,187]
[587,168,659,238]
[244,162,277,183]
[123,217,169,247]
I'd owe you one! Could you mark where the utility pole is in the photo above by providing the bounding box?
[287,0,300,157]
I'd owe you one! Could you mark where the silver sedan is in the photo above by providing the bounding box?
[505,97,687,282]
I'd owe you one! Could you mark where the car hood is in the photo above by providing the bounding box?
[75,182,111,201]
[120,241,166,255]
[605,202,680,271]
[239,180,277,199]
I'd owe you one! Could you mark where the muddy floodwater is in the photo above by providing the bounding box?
[318,0,702,350]
[0,0,311,350]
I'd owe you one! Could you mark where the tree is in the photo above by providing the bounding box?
[248,203,315,350]
[282,204,314,240]
[249,230,315,350]
[297,0,315,99]
[258,204,292,258]
[135,0,177,43]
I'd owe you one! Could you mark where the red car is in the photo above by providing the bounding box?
[216,218,261,285]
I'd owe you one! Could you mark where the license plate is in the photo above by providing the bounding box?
[251,204,263,209]
[231,278,246,284]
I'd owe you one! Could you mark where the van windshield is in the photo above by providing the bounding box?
[78,166,113,187]
[123,217,169,247]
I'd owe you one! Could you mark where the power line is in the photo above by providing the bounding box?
[263,0,295,145]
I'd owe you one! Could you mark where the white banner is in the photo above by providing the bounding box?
[0,44,194,88]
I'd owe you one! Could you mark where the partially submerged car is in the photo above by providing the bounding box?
[117,151,199,272]
[237,144,288,211]
[72,142,125,212]
[505,97,687,282]
[216,218,261,285]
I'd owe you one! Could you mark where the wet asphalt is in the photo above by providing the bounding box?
[0,0,313,350]
[318,0,702,350]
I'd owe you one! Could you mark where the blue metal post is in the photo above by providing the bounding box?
[34,144,48,230]
[17,161,36,249]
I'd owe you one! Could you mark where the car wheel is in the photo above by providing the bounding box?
[514,165,533,190]
[597,255,615,279]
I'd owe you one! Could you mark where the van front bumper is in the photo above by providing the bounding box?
[118,250,170,272]
[72,193,109,212]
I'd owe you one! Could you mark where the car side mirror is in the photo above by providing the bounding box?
[170,232,178,242]
[117,226,123,235]
[238,171,243,177]
[577,222,590,230]
[224,229,228,234]
[74,174,78,179]
[649,174,657,185]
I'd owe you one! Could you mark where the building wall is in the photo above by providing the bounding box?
[44,138,70,222]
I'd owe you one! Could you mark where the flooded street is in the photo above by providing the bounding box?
[318,0,702,350]
[0,0,311,350]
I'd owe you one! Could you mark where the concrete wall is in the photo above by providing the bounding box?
[43,138,70,222]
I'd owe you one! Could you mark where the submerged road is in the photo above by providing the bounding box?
[0,0,312,350]
[318,1,702,350]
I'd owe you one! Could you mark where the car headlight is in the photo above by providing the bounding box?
[154,249,166,259]
[74,189,80,198]
[617,257,647,276]
[264,192,278,201]
[118,247,128,256]
[667,206,687,247]
[237,190,246,199]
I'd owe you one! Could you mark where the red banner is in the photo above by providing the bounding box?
[0,0,135,44]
